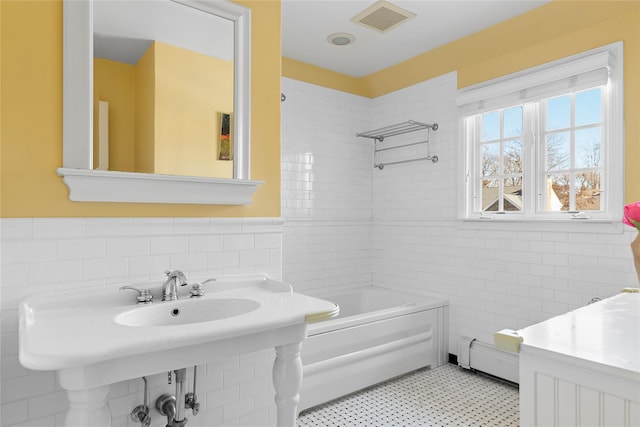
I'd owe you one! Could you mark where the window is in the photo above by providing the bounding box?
[474,106,525,213]
[457,42,623,222]
[541,88,603,213]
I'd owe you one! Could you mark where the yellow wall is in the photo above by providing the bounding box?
[0,0,281,218]
[93,58,136,172]
[282,57,369,97]
[154,41,234,178]
[134,42,156,174]
[282,0,640,202]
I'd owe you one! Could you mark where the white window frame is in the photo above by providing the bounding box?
[456,42,624,229]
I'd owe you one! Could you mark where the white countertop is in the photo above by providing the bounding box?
[520,292,640,376]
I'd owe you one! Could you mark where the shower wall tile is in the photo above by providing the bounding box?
[0,217,282,427]
[281,78,374,292]
[370,72,458,222]
[281,78,372,220]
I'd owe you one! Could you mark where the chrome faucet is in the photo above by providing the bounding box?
[162,270,188,301]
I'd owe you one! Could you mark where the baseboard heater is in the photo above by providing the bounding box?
[458,336,519,384]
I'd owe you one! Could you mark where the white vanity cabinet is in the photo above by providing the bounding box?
[519,292,640,427]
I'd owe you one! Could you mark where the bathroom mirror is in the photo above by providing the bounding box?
[59,0,263,204]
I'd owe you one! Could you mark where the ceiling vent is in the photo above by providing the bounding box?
[352,0,416,33]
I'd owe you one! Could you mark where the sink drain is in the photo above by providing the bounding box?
[171,308,181,317]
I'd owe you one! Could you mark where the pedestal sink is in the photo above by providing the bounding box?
[19,274,339,427]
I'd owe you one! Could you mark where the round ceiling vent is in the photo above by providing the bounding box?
[327,32,355,46]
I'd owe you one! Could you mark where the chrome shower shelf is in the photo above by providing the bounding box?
[356,120,439,169]
[356,120,438,142]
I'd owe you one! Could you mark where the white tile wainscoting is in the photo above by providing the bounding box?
[1,217,283,427]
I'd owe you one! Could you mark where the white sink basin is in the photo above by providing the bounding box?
[115,298,261,327]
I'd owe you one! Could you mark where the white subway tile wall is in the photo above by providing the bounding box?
[281,78,374,294]
[1,218,282,427]
[281,78,373,221]
[281,74,639,353]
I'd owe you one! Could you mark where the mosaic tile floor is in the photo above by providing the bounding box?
[297,363,519,427]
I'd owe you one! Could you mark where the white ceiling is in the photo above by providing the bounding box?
[282,0,550,77]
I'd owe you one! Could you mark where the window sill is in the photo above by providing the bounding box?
[457,217,624,234]
[57,168,264,205]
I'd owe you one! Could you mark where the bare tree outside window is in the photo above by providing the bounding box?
[479,108,523,212]
[543,89,602,211]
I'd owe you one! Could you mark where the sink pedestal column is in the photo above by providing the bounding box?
[64,386,111,427]
[59,340,307,427]
[273,342,304,427]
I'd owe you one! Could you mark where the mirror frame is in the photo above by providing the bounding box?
[58,0,263,205]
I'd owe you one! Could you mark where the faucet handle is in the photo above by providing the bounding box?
[189,283,204,297]
[189,278,216,298]
[119,286,153,304]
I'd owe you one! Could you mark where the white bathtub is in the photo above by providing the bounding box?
[298,286,449,412]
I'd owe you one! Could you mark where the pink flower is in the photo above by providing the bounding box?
[623,202,640,231]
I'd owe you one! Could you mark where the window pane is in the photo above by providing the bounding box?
[482,179,500,211]
[503,179,523,211]
[575,88,601,126]
[504,106,522,138]
[504,139,522,174]
[545,174,570,211]
[546,132,570,171]
[547,95,570,130]
[576,172,601,211]
[482,143,500,177]
[575,127,601,168]
[482,111,500,141]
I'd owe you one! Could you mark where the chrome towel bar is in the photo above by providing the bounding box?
[357,120,439,169]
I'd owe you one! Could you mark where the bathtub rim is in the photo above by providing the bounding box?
[304,285,448,336]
